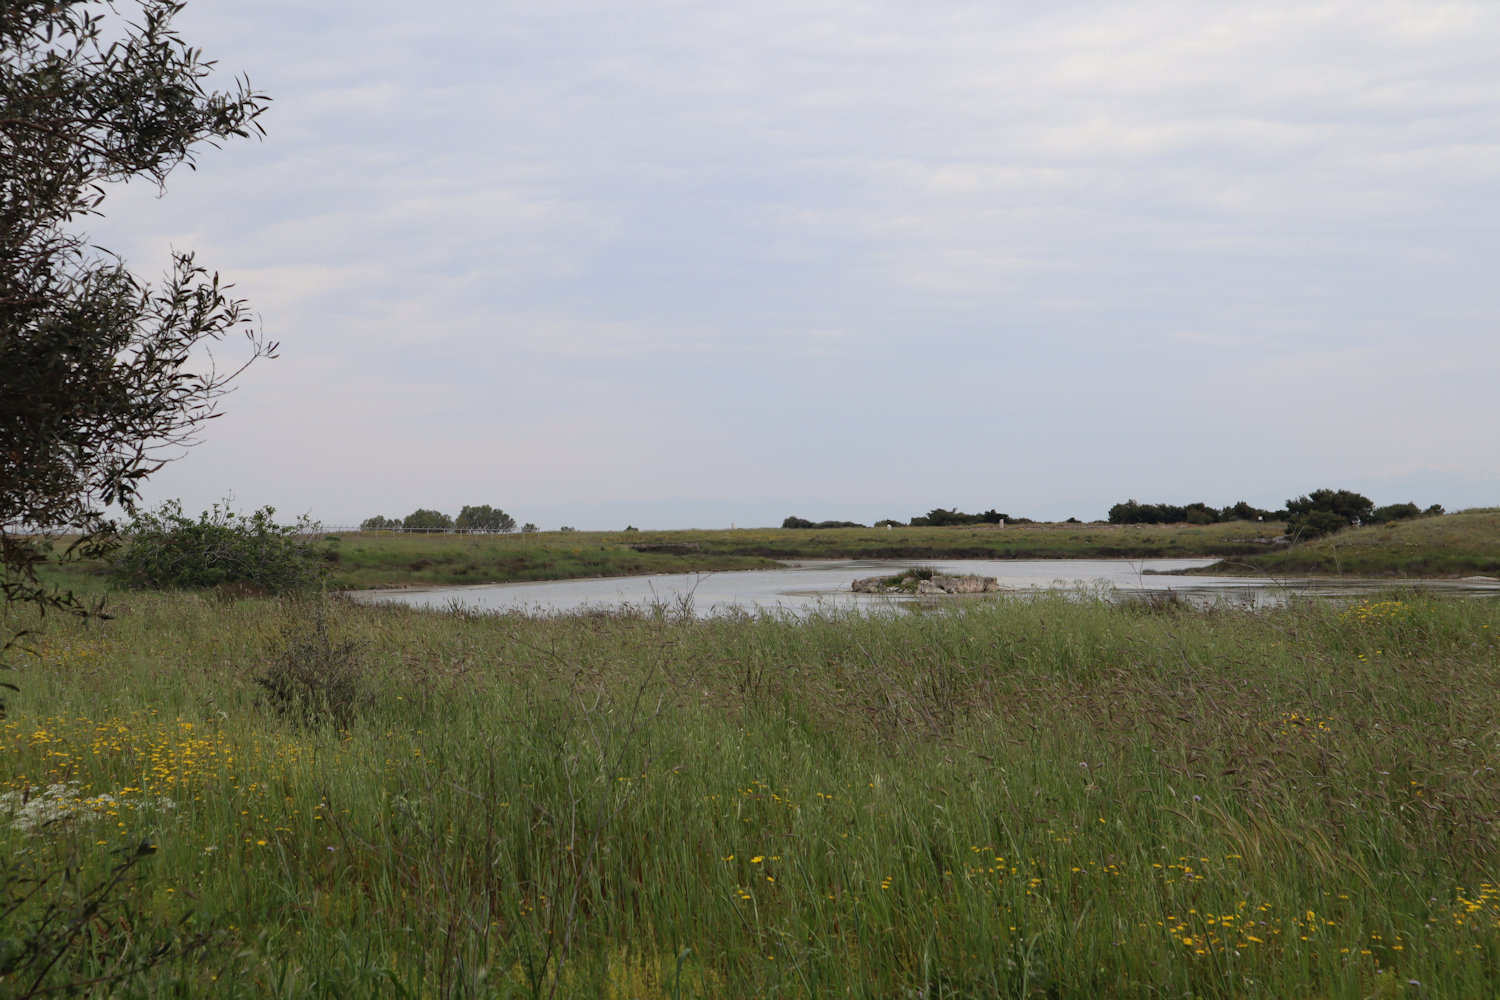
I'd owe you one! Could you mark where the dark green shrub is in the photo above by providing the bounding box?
[110,501,325,593]
[254,609,369,728]
[455,504,515,532]
[1293,510,1350,540]
[1283,488,1375,539]
[1369,502,1421,524]
[401,509,453,531]
[909,508,1005,527]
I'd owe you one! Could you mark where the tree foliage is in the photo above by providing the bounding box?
[456,504,516,533]
[402,509,454,531]
[109,500,324,593]
[1107,499,1272,525]
[1,0,271,632]
[1283,489,1375,540]
[907,508,1010,527]
[782,516,866,529]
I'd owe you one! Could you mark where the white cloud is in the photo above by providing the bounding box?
[85,0,1500,523]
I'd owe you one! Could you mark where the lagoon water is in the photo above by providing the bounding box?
[349,559,1500,617]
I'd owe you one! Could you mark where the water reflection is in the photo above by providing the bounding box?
[350,558,1500,617]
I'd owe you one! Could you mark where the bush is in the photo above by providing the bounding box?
[1108,500,1227,525]
[254,608,369,728]
[111,501,325,593]
[1221,500,1273,522]
[360,515,399,530]
[782,517,866,529]
[907,508,1008,527]
[1369,502,1421,524]
[1283,489,1375,539]
[402,509,453,531]
[455,505,515,532]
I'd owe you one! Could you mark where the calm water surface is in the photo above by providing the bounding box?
[350,559,1500,617]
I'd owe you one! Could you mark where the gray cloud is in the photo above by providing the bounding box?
[82,0,1500,525]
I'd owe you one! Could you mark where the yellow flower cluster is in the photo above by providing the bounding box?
[1267,711,1336,740]
[1446,883,1500,931]
[1342,599,1407,624]
[27,636,113,666]
[1161,903,1350,957]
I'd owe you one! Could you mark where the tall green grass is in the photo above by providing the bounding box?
[1207,510,1500,579]
[4,591,1499,996]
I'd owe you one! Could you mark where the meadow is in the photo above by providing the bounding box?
[318,520,1287,591]
[4,588,1500,997]
[1201,510,1500,580]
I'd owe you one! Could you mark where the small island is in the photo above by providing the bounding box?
[851,568,1006,594]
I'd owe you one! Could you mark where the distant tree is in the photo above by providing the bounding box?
[1110,499,1256,525]
[909,508,1017,527]
[1283,489,1374,539]
[1424,504,1446,517]
[1369,502,1421,525]
[910,508,966,527]
[402,509,453,531]
[782,516,864,529]
[874,519,906,527]
[360,515,399,531]
[558,526,576,533]
[455,504,515,533]
[521,523,538,533]
[1221,501,1273,522]
[1182,503,1221,525]
[1108,500,1159,525]
[622,525,640,532]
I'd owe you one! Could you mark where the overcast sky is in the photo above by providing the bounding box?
[90,0,1500,529]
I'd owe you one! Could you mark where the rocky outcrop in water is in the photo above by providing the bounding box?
[851,573,1004,594]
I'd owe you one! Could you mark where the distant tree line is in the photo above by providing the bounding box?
[1107,499,1273,526]
[361,505,517,533]
[782,517,867,529]
[1109,490,1444,540]
[907,508,1035,527]
[782,490,1447,542]
[782,508,1037,529]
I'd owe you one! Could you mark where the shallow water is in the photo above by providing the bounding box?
[349,558,1500,617]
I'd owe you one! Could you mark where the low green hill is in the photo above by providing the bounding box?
[1200,509,1500,578]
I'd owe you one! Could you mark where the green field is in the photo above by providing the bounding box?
[1200,510,1500,580]
[26,512,1499,603]
[317,520,1287,591]
[5,590,1500,997]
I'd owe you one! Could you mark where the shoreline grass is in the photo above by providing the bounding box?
[41,520,1287,593]
[5,590,1500,996]
[27,512,1497,602]
[1198,510,1500,580]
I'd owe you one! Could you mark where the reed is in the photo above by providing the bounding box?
[4,590,1499,996]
